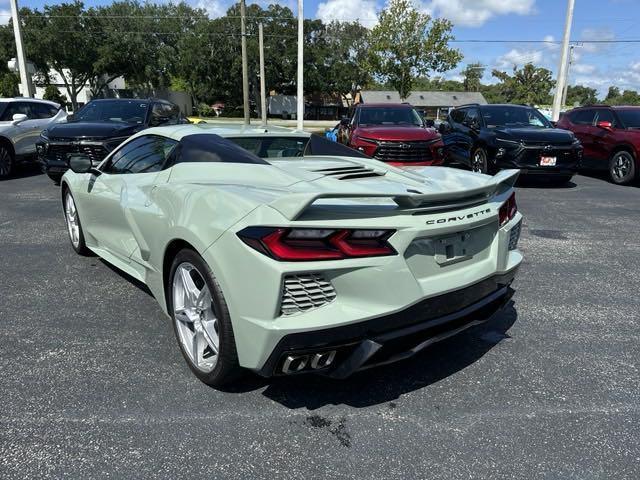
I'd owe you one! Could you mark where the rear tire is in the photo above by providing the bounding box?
[168,249,243,388]
[609,151,636,185]
[0,144,14,179]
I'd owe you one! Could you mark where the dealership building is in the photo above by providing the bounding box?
[358,90,488,120]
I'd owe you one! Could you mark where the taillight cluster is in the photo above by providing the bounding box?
[499,192,518,226]
[238,227,396,261]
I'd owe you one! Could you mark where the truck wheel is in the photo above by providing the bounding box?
[0,145,13,179]
[609,151,636,185]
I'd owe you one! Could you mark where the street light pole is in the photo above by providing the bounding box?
[561,45,576,108]
[296,0,304,131]
[552,0,575,121]
[259,23,267,127]
[9,0,33,97]
[240,0,250,125]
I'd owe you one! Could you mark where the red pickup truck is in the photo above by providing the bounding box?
[337,103,445,166]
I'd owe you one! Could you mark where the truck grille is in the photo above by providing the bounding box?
[280,273,336,316]
[373,141,434,163]
[46,143,109,164]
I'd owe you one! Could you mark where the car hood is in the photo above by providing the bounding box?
[494,127,575,144]
[354,125,440,141]
[46,122,143,140]
[167,156,519,220]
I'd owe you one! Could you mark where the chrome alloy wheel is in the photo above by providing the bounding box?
[172,263,220,372]
[612,152,633,182]
[64,192,80,248]
[471,149,487,173]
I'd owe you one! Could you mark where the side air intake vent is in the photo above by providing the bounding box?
[313,165,385,180]
[280,273,336,316]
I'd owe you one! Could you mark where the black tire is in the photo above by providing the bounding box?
[471,147,489,174]
[609,150,636,185]
[62,189,91,256]
[168,249,242,387]
[0,144,14,179]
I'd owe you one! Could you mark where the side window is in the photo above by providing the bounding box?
[150,102,180,126]
[465,108,480,126]
[594,109,616,127]
[29,103,59,119]
[450,109,466,124]
[105,135,177,174]
[570,109,596,125]
[0,102,32,121]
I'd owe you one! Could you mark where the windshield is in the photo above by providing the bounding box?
[358,107,423,126]
[617,109,640,129]
[481,106,551,129]
[72,100,149,124]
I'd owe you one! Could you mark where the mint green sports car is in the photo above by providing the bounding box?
[61,124,523,387]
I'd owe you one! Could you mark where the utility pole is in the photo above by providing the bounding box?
[9,0,33,97]
[552,0,575,121]
[259,23,267,127]
[561,44,576,108]
[240,0,250,125]
[296,0,304,131]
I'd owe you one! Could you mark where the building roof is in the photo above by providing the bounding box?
[360,90,488,107]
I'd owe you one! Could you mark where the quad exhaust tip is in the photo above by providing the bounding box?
[281,350,336,374]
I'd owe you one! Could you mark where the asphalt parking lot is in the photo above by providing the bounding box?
[1,167,639,479]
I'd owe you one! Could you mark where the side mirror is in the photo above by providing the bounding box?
[150,116,171,127]
[438,122,451,134]
[597,120,613,131]
[12,113,28,125]
[424,119,435,128]
[68,154,94,174]
[339,117,350,126]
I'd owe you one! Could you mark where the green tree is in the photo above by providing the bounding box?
[565,85,598,107]
[0,72,19,97]
[462,63,484,92]
[43,84,68,107]
[492,63,555,105]
[22,2,99,110]
[367,0,461,100]
[604,86,621,104]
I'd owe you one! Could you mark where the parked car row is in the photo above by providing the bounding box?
[327,102,640,186]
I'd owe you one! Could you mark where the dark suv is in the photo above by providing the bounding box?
[556,105,640,185]
[441,104,583,182]
[39,98,185,183]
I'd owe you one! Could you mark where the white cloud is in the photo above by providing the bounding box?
[542,35,558,51]
[580,27,615,54]
[0,8,10,26]
[496,48,543,68]
[195,0,226,18]
[316,0,378,27]
[421,0,536,27]
[571,63,596,75]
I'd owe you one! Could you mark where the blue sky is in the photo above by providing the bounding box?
[6,0,640,98]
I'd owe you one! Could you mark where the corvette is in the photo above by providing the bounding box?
[61,124,523,387]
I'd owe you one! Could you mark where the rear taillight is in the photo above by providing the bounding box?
[499,192,517,226]
[238,227,396,261]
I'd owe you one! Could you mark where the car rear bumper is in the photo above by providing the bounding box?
[256,269,517,378]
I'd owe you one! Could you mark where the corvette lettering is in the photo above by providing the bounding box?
[426,208,492,225]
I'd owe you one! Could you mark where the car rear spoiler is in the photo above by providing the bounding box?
[269,169,520,220]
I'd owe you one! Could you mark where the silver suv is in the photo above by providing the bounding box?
[0,98,67,178]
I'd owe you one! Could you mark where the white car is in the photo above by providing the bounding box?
[0,98,67,178]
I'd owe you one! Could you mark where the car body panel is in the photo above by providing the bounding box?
[62,124,522,375]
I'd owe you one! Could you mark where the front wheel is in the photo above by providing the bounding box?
[169,249,242,387]
[609,151,636,185]
[63,190,90,255]
[471,147,489,174]
[0,145,14,179]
